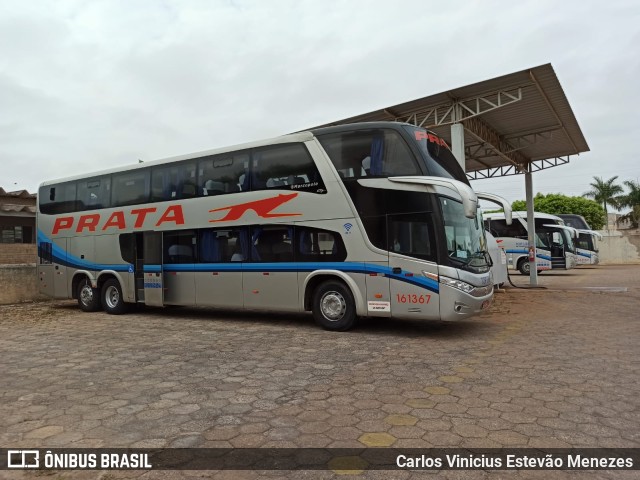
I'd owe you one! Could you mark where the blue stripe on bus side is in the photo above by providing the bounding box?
[163,262,440,293]
[38,230,129,272]
[37,230,440,293]
[577,252,592,258]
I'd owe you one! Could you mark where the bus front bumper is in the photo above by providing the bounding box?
[439,283,494,322]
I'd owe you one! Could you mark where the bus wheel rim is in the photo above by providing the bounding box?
[105,285,119,309]
[80,285,93,305]
[320,291,346,321]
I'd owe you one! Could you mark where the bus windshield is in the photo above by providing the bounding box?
[439,197,489,272]
[403,125,469,184]
[577,232,597,252]
[562,229,575,253]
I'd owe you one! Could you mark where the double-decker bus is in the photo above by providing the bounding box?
[37,122,493,331]
[484,212,577,275]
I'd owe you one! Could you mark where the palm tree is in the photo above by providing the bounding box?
[616,180,640,229]
[584,176,623,217]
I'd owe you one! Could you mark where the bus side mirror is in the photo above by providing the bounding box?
[389,176,478,219]
[476,192,512,225]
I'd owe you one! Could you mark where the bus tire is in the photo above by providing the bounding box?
[312,280,357,331]
[102,279,128,315]
[517,259,531,276]
[77,278,102,312]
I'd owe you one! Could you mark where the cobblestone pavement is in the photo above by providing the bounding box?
[1,265,639,479]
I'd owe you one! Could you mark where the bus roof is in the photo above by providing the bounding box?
[39,121,443,188]
[38,130,315,188]
[484,211,563,222]
[310,121,439,137]
[556,214,591,230]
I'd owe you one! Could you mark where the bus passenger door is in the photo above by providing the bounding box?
[142,231,164,307]
[388,214,440,319]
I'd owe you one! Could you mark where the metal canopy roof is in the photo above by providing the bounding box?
[310,63,589,180]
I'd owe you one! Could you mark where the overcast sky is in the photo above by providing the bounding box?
[2,0,639,206]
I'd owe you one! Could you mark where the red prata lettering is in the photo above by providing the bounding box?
[155,205,184,226]
[52,217,74,235]
[131,207,157,228]
[49,204,185,235]
[101,211,126,231]
[76,214,100,233]
[414,130,449,148]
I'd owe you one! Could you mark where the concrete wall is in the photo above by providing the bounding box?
[598,230,640,265]
[0,264,47,305]
[0,243,37,264]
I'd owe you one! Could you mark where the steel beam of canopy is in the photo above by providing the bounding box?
[466,156,571,180]
[462,116,529,170]
[401,88,525,174]
[404,87,523,128]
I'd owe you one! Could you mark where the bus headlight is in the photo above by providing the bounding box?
[438,275,492,298]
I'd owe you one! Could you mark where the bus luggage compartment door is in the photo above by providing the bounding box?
[143,231,164,307]
[53,237,68,299]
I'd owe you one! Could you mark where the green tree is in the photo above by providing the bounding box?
[511,193,606,230]
[583,176,624,216]
[616,180,640,228]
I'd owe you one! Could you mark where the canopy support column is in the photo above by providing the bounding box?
[525,169,538,286]
[451,123,465,171]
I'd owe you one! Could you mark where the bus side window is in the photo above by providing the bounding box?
[490,219,527,239]
[251,226,293,262]
[77,176,111,211]
[296,227,346,262]
[198,153,249,196]
[199,228,248,263]
[112,170,150,207]
[317,129,420,179]
[251,144,324,193]
[38,182,77,214]
[151,162,197,201]
[164,230,196,263]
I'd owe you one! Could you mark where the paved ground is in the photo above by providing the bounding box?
[1,265,639,479]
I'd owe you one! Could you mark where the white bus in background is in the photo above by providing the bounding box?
[484,212,577,275]
[37,122,493,331]
[573,229,602,265]
[556,214,601,265]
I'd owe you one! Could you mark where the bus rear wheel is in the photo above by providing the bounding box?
[312,280,357,331]
[77,279,102,312]
[102,279,128,315]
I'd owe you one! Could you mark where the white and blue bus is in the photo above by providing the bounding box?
[484,212,578,275]
[37,122,493,331]
[556,214,601,265]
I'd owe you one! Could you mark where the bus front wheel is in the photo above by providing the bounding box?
[518,259,531,276]
[77,278,102,312]
[312,281,357,331]
[102,279,128,315]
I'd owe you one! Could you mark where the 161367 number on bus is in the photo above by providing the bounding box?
[396,294,431,304]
